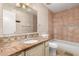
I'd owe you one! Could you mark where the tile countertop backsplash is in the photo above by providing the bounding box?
[0,32,38,37]
[0,32,39,43]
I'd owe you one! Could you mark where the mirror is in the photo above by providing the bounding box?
[3,9,16,34]
[2,3,37,34]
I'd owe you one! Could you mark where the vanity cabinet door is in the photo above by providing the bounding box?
[44,41,49,56]
[45,46,49,56]
[25,43,44,56]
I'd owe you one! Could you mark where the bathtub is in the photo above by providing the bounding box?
[49,39,79,56]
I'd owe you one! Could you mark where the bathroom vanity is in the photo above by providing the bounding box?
[12,40,49,56]
[0,35,49,56]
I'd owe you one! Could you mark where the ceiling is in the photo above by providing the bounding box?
[44,3,79,13]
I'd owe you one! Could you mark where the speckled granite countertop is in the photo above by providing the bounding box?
[0,37,49,56]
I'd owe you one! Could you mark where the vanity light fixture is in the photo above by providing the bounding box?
[16,3,30,8]
[16,3,32,12]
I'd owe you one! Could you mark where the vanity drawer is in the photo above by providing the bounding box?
[11,51,25,56]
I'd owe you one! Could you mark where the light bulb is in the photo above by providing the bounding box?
[16,3,21,7]
[22,5,26,9]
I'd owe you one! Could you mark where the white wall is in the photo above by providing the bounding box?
[0,4,3,34]
[31,4,48,34]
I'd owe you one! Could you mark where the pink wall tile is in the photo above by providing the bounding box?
[53,6,79,43]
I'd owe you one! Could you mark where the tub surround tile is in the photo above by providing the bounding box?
[52,6,79,43]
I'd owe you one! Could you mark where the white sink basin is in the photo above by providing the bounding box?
[23,40,38,44]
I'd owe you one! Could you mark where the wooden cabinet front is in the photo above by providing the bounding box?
[25,43,44,56]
